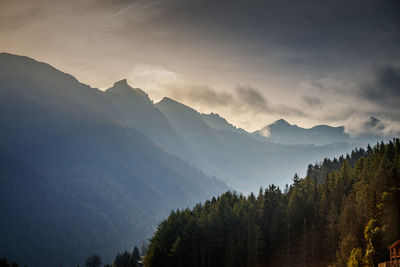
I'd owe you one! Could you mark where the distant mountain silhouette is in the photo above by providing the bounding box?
[0,53,227,267]
[155,98,357,193]
[365,116,380,127]
[201,112,248,135]
[252,119,351,145]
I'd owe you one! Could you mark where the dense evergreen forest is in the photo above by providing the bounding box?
[144,139,400,267]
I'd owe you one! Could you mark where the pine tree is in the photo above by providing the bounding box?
[85,255,101,267]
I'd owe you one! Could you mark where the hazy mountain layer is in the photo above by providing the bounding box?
[252,118,350,145]
[251,118,387,146]
[155,98,357,192]
[0,53,227,266]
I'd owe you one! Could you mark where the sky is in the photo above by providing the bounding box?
[1,0,399,134]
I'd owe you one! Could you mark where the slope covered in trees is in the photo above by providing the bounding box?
[145,140,400,267]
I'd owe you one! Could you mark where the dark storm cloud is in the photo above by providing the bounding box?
[3,0,400,76]
[362,65,400,107]
[103,0,400,46]
[151,0,400,72]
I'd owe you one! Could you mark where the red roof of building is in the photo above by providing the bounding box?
[389,239,400,250]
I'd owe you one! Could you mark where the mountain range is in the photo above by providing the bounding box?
[0,53,227,266]
[252,118,350,145]
[0,53,391,266]
[251,117,385,146]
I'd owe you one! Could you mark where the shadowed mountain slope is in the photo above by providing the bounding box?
[105,80,191,160]
[0,53,227,267]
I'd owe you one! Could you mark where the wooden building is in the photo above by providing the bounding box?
[378,239,400,267]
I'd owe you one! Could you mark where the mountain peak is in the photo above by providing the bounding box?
[201,112,236,132]
[0,52,80,87]
[272,119,290,126]
[159,97,176,104]
[156,97,199,113]
[157,97,180,107]
[366,116,380,127]
[107,79,151,104]
[112,79,129,89]
[209,112,222,118]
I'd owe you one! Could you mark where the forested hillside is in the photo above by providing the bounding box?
[145,139,400,267]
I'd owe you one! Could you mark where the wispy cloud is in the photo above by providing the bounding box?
[169,85,233,107]
[102,0,175,27]
[235,86,305,116]
[302,95,322,106]
[236,86,269,112]
[164,83,306,119]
